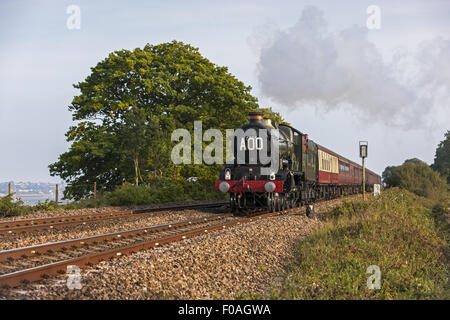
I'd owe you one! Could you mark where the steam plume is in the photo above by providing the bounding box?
[254,6,450,129]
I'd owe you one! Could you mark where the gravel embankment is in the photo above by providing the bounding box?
[1,196,356,300]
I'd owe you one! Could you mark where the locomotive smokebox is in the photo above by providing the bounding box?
[248,111,264,124]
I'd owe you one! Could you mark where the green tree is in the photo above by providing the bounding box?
[382,165,395,185]
[383,159,447,201]
[431,130,450,185]
[115,108,165,186]
[50,41,264,200]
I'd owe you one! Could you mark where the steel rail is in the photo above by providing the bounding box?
[0,211,281,288]
[0,210,132,228]
[0,195,358,289]
[0,215,228,263]
[0,201,228,234]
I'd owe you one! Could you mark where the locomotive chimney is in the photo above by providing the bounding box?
[248,111,264,124]
[263,118,275,129]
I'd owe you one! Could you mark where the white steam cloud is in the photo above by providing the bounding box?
[255,6,450,129]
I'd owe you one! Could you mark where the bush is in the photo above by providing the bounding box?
[383,159,448,201]
[105,183,153,206]
[0,195,28,217]
[104,179,226,206]
[327,199,371,220]
[62,197,107,209]
[33,199,59,212]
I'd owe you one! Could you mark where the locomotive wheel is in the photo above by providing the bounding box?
[267,194,274,213]
[281,196,287,211]
[230,195,237,215]
[231,202,238,214]
[272,194,278,212]
[288,197,294,209]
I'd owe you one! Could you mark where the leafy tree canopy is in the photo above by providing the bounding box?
[431,130,450,185]
[383,158,447,201]
[50,41,285,200]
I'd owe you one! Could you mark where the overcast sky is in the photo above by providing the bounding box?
[0,0,449,182]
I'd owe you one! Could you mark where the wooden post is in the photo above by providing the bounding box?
[93,182,97,199]
[8,183,11,196]
[362,158,366,201]
[359,141,368,201]
[55,184,59,203]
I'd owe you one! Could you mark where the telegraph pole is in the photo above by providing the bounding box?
[359,141,368,200]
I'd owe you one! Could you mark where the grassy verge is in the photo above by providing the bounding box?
[271,188,449,299]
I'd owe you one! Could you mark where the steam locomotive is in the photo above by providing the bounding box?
[215,112,381,216]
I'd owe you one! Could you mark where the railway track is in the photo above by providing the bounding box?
[0,195,357,290]
[0,201,228,235]
[0,210,284,289]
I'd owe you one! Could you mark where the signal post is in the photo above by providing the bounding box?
[359,141,368,200]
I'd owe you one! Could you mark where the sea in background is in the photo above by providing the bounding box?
[15,195,71,206]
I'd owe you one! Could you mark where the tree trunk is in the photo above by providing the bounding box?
[134,156,139,186]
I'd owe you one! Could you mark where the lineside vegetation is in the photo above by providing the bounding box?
[0,179,226,217]
[270,188,449,299]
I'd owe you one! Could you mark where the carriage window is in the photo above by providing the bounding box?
[294,132,301,145]
[339,164,350,173]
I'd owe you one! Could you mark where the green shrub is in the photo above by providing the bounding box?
[328,199,371,220]
[104,179,226,206]
[105,183,153,206]
[0,195,28,217]
[33,199,59,212]
[62,197,107,209]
